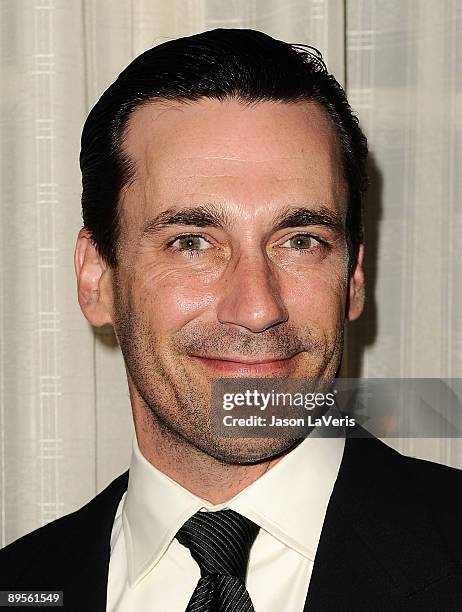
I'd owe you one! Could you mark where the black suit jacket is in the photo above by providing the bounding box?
[1,434,462,611]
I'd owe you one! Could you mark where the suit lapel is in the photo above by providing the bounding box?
[12,471,130,612]
[304,435,462,610]
[64,471,129,611]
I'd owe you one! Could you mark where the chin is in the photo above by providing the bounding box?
[197,435,300,465]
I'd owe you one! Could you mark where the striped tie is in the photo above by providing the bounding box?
[175,509,260,612]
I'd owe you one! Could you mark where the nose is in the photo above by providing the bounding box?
[216,252,289,333]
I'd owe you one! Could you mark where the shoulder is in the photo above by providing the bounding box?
[343,433,462,553]
[309,434,462,608]
[346,431,462,497]
[401,449,462,544]
[403,448,462,485]
[0,471,128,588]
[345,427,462,484]
[373,435,462,503]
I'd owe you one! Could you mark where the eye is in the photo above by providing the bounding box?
[281,234,323,251]
[168,234,212,254]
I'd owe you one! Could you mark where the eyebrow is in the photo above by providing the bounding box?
[272,206,344,235]
[142,204,231,236]
[141,203,344,237]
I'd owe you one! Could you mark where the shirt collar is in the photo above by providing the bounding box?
[123,413,345,587]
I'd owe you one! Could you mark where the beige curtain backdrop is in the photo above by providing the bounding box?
[0,0,460,546]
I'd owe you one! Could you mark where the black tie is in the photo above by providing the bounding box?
[175,509,260,612]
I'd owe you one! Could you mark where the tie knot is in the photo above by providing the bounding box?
[175,509,259,580]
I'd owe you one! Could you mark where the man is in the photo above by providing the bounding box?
[1,28,462,612]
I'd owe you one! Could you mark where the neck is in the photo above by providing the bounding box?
[133,405,285,505]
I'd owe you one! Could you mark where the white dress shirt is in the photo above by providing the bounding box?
[107,423,344,611]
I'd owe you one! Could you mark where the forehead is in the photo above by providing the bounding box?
[120,98,346,227]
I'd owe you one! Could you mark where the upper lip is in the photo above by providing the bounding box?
[191,355,293,364]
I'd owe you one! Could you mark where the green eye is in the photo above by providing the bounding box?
[284,235,320,250]
[173,235,209,250]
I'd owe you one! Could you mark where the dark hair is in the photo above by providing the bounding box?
[80,28,368,269]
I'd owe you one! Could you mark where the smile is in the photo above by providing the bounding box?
[190,355,294,376]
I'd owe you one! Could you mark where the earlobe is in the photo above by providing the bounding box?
[74,228,114,327]
[347,243,365,322]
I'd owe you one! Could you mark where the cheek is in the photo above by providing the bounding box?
[135,265,219,331]
[283,268,347,327]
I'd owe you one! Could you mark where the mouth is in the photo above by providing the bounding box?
[189,355,295,376]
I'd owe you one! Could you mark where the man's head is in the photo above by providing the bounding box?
[75,29,367,464]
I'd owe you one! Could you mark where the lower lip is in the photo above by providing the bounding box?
[191,356,293,376]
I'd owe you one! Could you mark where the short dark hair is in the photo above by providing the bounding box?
[80,28,368,269]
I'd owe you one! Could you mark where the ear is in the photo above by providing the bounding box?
[74,228,114,327]
[347,243,365,321]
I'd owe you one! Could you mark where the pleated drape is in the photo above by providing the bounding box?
[1,0,460,546]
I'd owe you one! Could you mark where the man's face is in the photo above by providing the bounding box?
[106,98,363,463]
